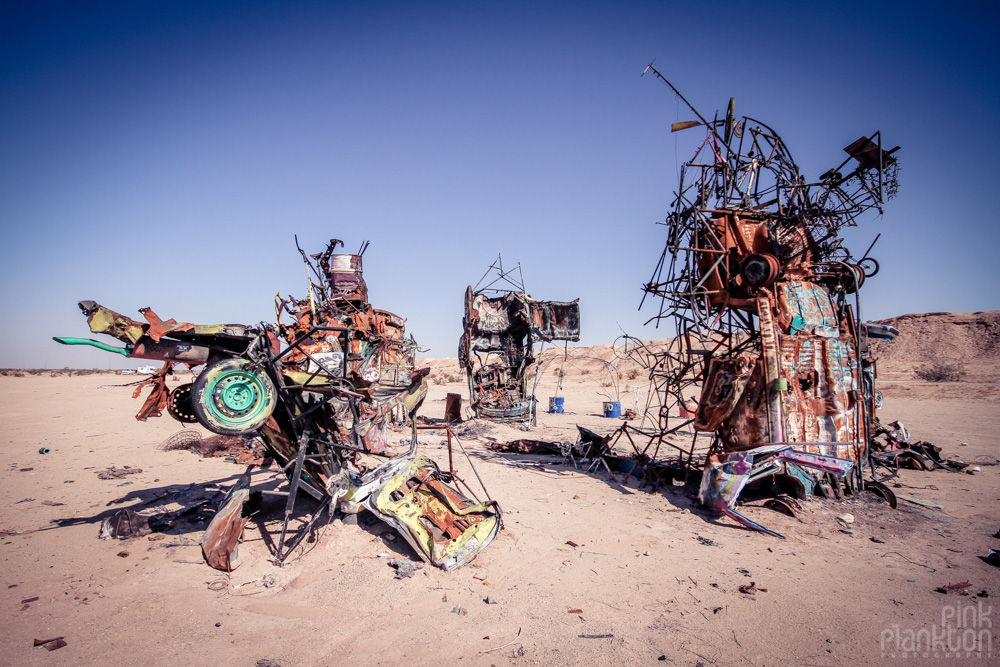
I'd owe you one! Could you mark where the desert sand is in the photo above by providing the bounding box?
[2,313,999,666]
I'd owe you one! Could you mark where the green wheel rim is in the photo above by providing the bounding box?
[205,369,270,428]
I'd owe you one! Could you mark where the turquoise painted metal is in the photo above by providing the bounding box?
[204,368,270,427]
[52,337,130,356]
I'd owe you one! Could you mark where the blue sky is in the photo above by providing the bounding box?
[1,0,998,368]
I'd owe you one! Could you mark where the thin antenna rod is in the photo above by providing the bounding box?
[859,233,881,262]
[643,62,725,147]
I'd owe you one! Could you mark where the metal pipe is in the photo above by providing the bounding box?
[52,337,129,356]
[129,338,210,364]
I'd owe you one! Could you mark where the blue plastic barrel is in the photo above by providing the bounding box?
[548,397,565,414]
[603,401,621,418]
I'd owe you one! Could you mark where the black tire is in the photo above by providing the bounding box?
[167,383,198,423]
[864,480,897,508]
[859,257,880,278]
[191,358,277,435]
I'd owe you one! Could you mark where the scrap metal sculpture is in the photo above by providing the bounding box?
[459,256,581,425]
[614,65,900,534]
[55,239,500,570]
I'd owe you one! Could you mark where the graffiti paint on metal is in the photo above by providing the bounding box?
[459,259,580,425]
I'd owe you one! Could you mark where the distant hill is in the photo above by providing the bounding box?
[418,311,1000,384]
[868,311,1000,381]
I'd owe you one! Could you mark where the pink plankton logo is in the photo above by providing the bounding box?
[882,600,992,659]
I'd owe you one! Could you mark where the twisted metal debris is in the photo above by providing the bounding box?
[609,65,900,533]
[56,238,501,570]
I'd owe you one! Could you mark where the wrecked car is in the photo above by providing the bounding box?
[459,256,580,425]
[55,238,500,570]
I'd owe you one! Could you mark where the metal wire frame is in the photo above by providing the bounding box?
[472,254,527,295]
[610,66,897,479]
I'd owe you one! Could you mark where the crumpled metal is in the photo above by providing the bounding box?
[698,445,855,538]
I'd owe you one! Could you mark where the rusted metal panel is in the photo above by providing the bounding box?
[694,356,754,432]
[138,307,196,343]
[445,393,462,422]
[131,368,169,421]
[459,257,580,426]
[526,298,581,342]
[469,293,523,335]
[778,336,859,457]
[757,296,785,446]
[718,362,770,450]
[201,468,253,571]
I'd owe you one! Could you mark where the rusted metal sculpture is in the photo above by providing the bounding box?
[55,239,501,570]
[459,256,581,425]
[611,65,900,535]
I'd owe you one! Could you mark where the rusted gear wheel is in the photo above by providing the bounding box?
[742,253,781,287]
[167,383,198,423]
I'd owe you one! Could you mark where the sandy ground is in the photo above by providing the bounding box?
[2,372,998,666]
